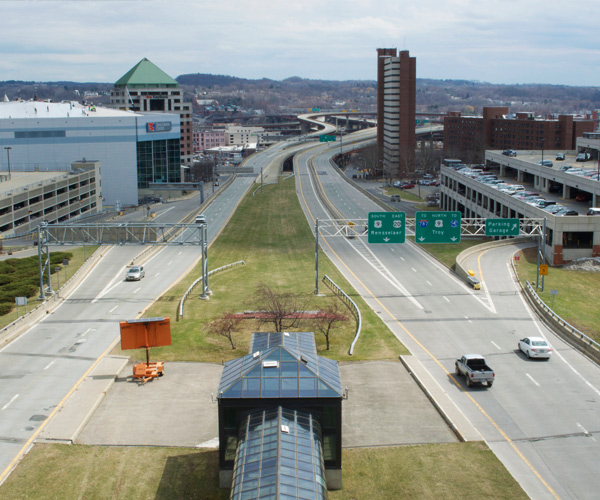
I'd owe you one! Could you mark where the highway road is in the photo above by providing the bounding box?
[0,174,257,482]
[295,138,600,500]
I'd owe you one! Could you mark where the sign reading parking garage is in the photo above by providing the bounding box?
[368,212,405,243]
[485,218,520,236]
[415,211,461,244]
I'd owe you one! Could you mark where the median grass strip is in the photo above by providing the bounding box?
[116,175,409,363]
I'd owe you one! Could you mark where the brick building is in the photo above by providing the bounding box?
[444,107,596,157]
[376,48,416,177]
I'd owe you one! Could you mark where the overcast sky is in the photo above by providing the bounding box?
[2,0,599,86]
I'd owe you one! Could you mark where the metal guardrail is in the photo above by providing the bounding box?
[525,280,600,356]
[178,261,246,320]
[322,274,361,355]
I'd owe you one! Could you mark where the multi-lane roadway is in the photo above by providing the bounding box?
[295,140,600,500]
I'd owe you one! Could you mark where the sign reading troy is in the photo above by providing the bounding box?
[415,211,461,244]
[368,212,406,243]
[485,218,520,236]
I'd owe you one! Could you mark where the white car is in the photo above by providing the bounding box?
[518,336,552,359]
[195,214,207,224]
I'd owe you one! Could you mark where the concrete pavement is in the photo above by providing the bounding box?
[38,356,476,451]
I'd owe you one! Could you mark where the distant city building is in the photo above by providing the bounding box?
[225,125,278,147]
[444,107,596,156]
[0,100,180,207]
[193,127,226,152]
[110,58,194,166]
[376,48,417,177]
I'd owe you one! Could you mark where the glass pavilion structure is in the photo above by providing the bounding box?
[217,332,344,494]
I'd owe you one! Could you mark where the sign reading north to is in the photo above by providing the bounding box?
[146,121,172,133]
[368,212,405,243]
[415,211,461,244]
[485,218,520,236]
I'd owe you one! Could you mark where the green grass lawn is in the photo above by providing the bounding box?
[115,176,409,364]
[514,247,600,342]
[0,442,526,500]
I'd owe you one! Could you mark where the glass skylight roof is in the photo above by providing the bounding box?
[218,332,343,399]
[230,407,327,500]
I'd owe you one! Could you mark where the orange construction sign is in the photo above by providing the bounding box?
[120,317,171,350]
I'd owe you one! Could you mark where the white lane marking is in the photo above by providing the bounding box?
[168,261,173,266]
[43,360,56,371]
[155,273,160,277]
[109,305,118,313]
[426,280,432,286]
[409,241,497,314]
[133,287,141,294]
[443,296,450,303]
[400,257,405,262]
[411,267,417,272]
[526,373,540,386]
[80,328,93,338]
[92,265,129,303]
[522,292,600,397]
[491,341,501,350]
[177,251,182,256]
[577,422,596,442]
[153,206,175,219]
[464,315,472,323]
[2,394,19,411]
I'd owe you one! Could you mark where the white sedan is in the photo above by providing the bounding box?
[518,336,553,359]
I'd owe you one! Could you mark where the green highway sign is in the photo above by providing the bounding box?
[415,211,461,244]
[319,135,337,143]
[368,212,406,244]
[485,218,520,236]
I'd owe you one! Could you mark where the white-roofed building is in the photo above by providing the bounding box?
[0,100,181,207]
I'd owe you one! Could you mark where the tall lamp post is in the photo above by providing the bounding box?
[540,138,545,166]
[4,146,11,180]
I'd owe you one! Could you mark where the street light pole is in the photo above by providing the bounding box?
[4,147,11,180]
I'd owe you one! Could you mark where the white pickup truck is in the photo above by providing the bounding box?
[455,354,495,388]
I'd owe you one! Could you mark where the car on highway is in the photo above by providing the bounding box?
[390,194,402,202]
[195,214,207,224]
[125,266,145,281]
[518,336,553,359]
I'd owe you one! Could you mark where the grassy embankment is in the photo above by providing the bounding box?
[0,246,98,330]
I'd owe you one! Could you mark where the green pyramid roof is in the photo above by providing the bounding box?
[114,58,179,88]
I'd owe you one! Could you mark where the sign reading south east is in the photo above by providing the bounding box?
[415,211,461,244]
[368,212,406,244]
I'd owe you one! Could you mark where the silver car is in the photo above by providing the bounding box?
[126,266,145,281]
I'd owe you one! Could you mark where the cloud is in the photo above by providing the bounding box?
[0,0,598,85]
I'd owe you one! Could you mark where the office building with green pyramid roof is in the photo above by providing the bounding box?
[111,58,193,167]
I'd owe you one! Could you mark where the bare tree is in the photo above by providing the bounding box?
[190,156,215,182]
[207,313,243,350]
[397,145,416,180]
[253,283,310,333]
[315,302,349,350]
